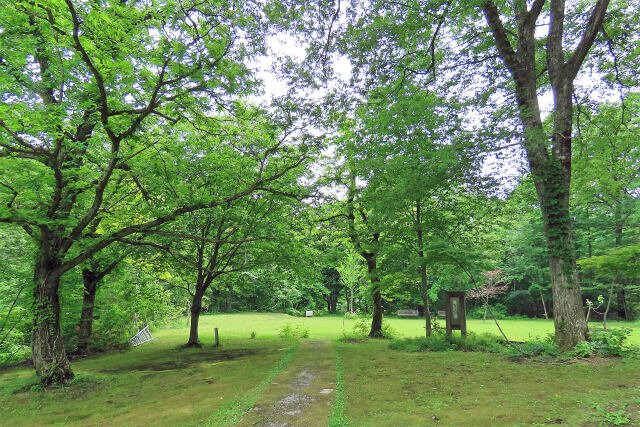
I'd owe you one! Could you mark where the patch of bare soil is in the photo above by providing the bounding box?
[238,340,337,427]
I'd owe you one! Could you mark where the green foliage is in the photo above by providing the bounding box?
[347,317,397,339]
[502,340,561,361]
[0,305,32,367]
[589,328,635,357]
[568,341,593,358]
[278,323,310,339]
[87,267,181,351]
[467,304,507,319]
[591,404,630,426]
[389,332,504,353]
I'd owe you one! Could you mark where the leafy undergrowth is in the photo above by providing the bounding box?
[389,327,639,364]
[338,340,640,426]
[389,332,505,353]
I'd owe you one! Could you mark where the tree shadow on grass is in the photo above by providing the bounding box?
[100,347,265,373]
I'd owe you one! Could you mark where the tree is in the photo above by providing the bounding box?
[573,96,640,319]
[0,0,300,383]
[476,0,617,348]
[76,250,124,354]
[579,244,640,326]
[337,251,365,313]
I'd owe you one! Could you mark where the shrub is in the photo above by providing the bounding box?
[589,328,633,357]
[278,323,310,339]
[352,318,369,336]
[285,308,303,317]
[569,341,593,358]
[389,332,504,353]
[389,336,453,352]
[350,317,396,339]
[502,340,560,361]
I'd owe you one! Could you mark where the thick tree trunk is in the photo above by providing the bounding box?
[186,287,205,347]
[370,290,383,337]
[32,258,74,384]
[330,293,338,312]
[483,0,609,350]
[77,269,98,354]
[549,255,587,348]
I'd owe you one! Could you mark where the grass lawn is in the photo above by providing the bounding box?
[0,313,639,426]
[0,335,297,426]
[337,340,640,426]
[188,312,640,345]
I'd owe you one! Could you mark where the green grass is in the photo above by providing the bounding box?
[327,345,348,427]
[0,334,297,426]
[337,340,640,426]
[180,312,640,344]
[1,313,639,426]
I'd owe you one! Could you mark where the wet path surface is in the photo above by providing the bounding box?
[238,340,336,427]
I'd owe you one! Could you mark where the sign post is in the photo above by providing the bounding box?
[445,291,467,338]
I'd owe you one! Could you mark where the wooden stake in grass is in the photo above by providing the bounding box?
[214,328,220,347]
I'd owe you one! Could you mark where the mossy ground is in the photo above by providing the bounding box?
[338,340,640,426]
[0,313,639,426]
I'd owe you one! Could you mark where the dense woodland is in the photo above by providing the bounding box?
[0,0,639,385]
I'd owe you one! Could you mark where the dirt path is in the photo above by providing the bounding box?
[237,340,337,427]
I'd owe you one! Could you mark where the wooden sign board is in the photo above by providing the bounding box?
[445,291,467,337]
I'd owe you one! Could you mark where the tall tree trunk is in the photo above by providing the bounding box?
[614,205,626,319]
[603,287,614,331]
[350,288,354,313]
[32,254,73,384]
[225,285,232,312]
[77,269,98,354]
[186,286,205,347]
[483,0,609,350]
[366,257,383,337]
[415,201,431,337]
[617,290,628,320]
[585,205,593,258]
[76,259,119,354]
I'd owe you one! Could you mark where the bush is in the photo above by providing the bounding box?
[569,341,593,358]
[278,323,310,339]
[285,308,304,317]
[350,317,396,339]
[589,328,633,357]
[502,340,560,361]
[389,336,453,352]
[389,332,504,353]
